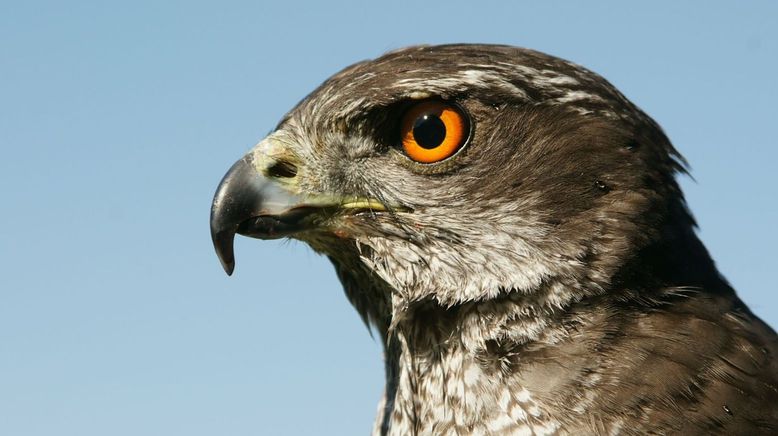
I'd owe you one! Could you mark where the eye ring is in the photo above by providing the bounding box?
[400,101,470,163]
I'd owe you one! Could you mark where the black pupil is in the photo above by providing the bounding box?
[412,114,446,149]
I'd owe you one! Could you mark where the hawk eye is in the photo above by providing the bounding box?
[400,101,469,163]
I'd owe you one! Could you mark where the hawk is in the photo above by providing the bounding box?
[209,44,778,435]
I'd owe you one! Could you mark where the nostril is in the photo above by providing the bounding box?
[267,160,298,178]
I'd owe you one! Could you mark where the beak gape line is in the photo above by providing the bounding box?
[210,155,401,275]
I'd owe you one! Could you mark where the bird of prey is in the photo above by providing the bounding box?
[210,44,778,435]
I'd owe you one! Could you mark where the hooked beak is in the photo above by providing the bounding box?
[210,155,402,276]
[209,157,308,275]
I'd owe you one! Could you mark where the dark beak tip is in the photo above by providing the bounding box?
[211,229,237,277]
[222,260,235,276]
[216,247,236,276]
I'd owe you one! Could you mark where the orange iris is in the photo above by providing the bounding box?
[400,101,469,163]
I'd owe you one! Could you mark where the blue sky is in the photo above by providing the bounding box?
[1,1,776,435]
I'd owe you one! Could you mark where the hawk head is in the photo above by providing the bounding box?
[210,44,717,332]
